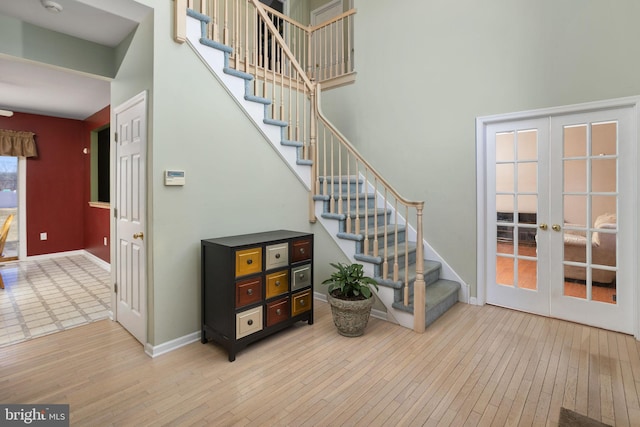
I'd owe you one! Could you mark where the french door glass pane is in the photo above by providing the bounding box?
[562,122,617,304]
[495,130,538,291]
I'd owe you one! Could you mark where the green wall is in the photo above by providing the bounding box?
[319,0,640,297]
[0,14,115,78]
[115,0,350,345]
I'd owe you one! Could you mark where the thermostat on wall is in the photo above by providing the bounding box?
[165,170,185,186]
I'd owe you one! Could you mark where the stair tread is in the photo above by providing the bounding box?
[318,175,362,184]
[337,224,407,241]
[374,259,442,288]
[392,279,460,311]
[354,241,416,264]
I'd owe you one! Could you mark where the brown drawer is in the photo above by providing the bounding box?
[292,289,312,317]
[291,238,312,263]
[266,298,290,327]
[235,277,262,308]
[235,247,262,278]
[291,264,311,291]
[236,306,263,339]
[266,242,288,270]
[266,270,289,299]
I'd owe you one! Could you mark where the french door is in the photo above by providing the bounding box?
[483,105,635,334]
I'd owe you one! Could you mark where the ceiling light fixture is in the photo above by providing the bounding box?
[0,110,14,118]
[41,0,63,13]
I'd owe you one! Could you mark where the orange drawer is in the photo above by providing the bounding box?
[266,298,290,327]
[266,242,288,270]
[292,289,311,317]
[235,277,262,308]
[291,238,312,263]
[235,247,262,277]
[236,306,263,339]
[266,270,289,299]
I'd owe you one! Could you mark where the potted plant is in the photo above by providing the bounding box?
[322,262,379,337]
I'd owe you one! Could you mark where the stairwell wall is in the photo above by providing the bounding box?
[318,0,640,298]
[114,1,346,347]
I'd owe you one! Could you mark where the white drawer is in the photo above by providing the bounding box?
[236,306,263,339]
[265,242,288,270]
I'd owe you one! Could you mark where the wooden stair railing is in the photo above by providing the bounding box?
[175,0,427,333]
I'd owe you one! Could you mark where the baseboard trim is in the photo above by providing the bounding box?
[24,249,111,272]
[83,251,111,272]
[144,331,201,358]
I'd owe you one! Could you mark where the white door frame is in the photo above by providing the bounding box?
[476,96,640,339]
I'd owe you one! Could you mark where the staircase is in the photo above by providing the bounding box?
[314,177,460,328]
[183,3,462,331]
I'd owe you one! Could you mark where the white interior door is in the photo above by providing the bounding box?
[114,91,147,344]
[486,118,550,316]
[483,103,635,334]
[548,108,634,333]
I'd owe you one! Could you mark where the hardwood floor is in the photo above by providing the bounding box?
[1,301,639,426]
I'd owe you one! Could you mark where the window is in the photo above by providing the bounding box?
[91,126,110,203]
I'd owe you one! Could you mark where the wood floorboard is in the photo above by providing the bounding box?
[1,301,639,426]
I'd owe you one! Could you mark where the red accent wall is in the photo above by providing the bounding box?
[83,106,111,262]
[0,113,85,256]
[0,107,111,261]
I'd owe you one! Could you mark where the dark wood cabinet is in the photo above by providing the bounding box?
[201,230,314,361]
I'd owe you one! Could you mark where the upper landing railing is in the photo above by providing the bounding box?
[175,0,427,333]
[175,0,356,85]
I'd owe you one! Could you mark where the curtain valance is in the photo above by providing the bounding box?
[0,129,38,157]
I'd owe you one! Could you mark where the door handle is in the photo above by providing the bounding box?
[552,224,561,232]
[133,232,144,240]
[539,223,548,230]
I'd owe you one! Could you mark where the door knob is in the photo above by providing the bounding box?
[552,224,561,232]
[539,223,548,230]
[133,232,144,240]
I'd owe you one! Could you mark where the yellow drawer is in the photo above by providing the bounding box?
[266,270,289,299]
[236,306,263,339]
[235,247,262,278]
[291,264,312,291]
[265,242,288,270]
[292,290,312,317]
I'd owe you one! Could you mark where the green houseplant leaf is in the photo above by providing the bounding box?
[322,262,379,301]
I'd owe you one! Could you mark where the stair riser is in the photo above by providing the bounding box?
[372,250,417,277]
[363,229,407,253]
[345,212,391,233]
[320,196,376,215]
[391,268,445,302]
[320,181,363,195]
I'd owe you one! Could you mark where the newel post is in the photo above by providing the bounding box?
[174,0,188,43]
[308,82,319,223]
[413,204,426,333]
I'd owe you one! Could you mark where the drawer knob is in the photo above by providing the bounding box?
[276,309,282,316]
[299,248,305,254]
[275,253,281,259]
[299,274,305,279]
[247,259,253,265]
[247,319,253,326]
[247,289,253,295]
[275,281,281,286]
[300,299,306,306]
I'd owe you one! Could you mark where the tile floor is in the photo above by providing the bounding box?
[0,255,110,347]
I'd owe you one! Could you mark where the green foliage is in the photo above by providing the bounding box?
[321,262,379,300]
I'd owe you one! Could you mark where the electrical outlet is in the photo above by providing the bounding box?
[40,232,47,241]
[103,237,108,246]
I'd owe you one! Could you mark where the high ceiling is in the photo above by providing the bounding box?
[0,0,151,120]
